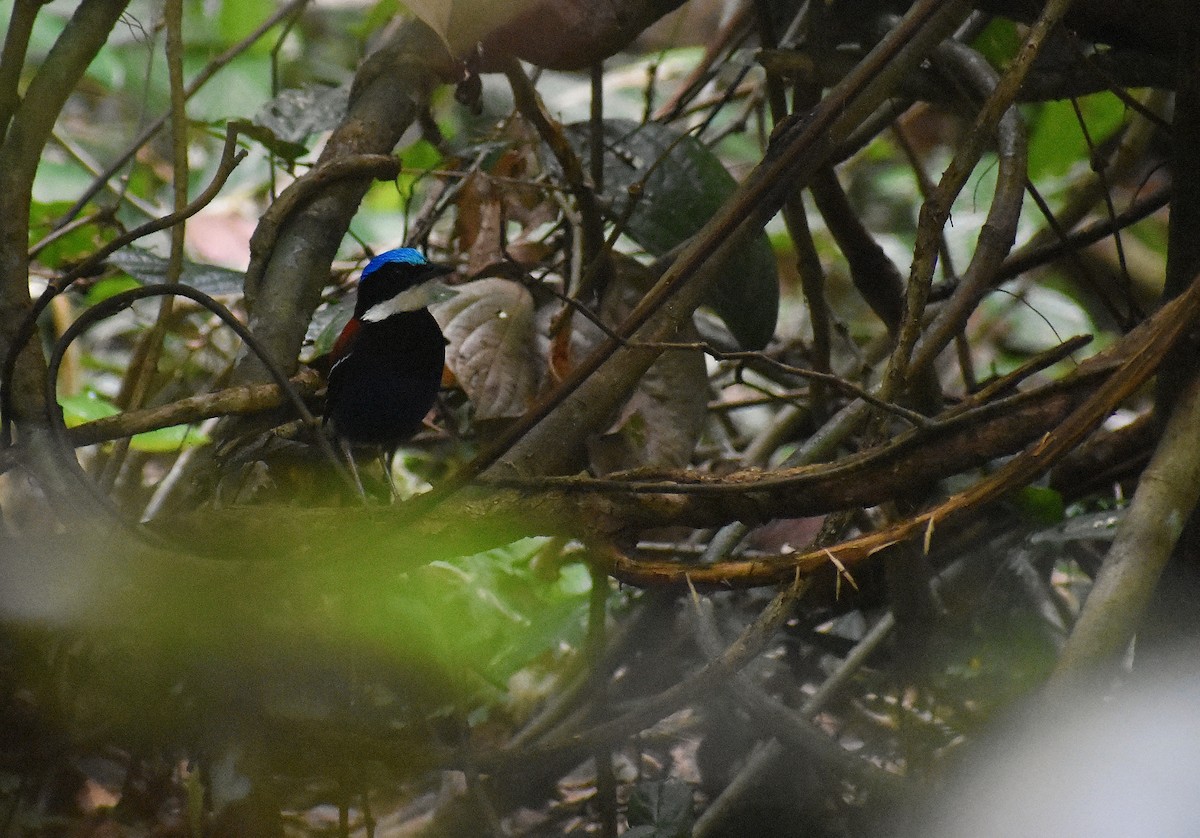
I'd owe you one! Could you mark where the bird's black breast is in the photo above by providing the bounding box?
[326,309,445,447]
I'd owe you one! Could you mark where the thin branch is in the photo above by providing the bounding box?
[51,0,309,231]
[1000,182,1171,280]
[99,0,191,494]
[60,372,320,449]
[492,576,809,763]
[1049,371,1200,690]
[398,0,973,513]
[0,0,134,427]
[0,0,45,139]
[1,125,246,445]
[601,268,1200,588]
[500,55,608,287]
[689,594,901,790]
[648,342,933,428]
[883,33,1026,398]
[42,283,357,523]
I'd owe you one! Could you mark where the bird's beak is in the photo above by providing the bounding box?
[409,278,458,307]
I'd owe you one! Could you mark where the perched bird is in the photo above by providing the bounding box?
[325,247,452,496]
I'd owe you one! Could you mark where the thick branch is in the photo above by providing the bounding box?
[0,0,43,138]
[1049,372,1200,690]
[234,20,449,384]
[602,269,1200,587]
[0,0,132,423]
[413,0,972,495]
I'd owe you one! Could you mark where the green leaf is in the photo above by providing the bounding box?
[1027,93,1126,181]
[184,54,273,122]
[126,424,211,453]
[354,0,402,38]
[108,247,245,296]
[1015,486,1065,525]
[30,199,113,267]
[253,84,350,146]
[398,138,443,194]
[377,538,591,685]
[627,780,694,838]
[973,18,1021,69]
[218,0,277,47]
[59,391,119,425]
[31,159,95,205]
[568,119,779,349]
[85,276,142,305]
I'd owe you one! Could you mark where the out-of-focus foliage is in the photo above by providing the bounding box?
[1,0,1185,835]
[567,118,779,349]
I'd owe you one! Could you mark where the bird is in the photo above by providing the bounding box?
[324,247,452,497]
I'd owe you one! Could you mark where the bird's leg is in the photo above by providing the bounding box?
[338,437,367,501]
[380,447,400,501]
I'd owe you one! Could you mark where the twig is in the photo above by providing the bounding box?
[28,207,116,260]
[99,0,191,494]
[883,32,1025,398]
[1,124,246,445]
[905,4,1081,383]
[243,153,401,304]
[48,129,159,220]
[482,346,1110,501]
[650,342,933,428]
[50,0,309,231]
[398,0,973,513]
[61,373,320,448]
[587,560,618,838]
[653,4,753,122]
[782,192,832,416]
[0,0,136,437]
[688,593,901,788]
[999,183,1172,281]
[811,165,906,334]
[492,575,809,765]
[694,598,906,837]
[500,55,608,286]
[41,283,358,527]
[0,0,43,138]
[600,268,1200,588]
[140,417,220,522]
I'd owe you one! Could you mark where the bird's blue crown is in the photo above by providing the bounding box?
[362,247,427,279]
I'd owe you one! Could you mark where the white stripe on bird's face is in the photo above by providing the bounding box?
[360,280,458,323]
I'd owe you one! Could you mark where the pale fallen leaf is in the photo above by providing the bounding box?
[403,0,544,55]
[431,278,540,420]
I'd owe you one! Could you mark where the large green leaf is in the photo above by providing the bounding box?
[626,779,694,838]
[568,119,779,350]
[1027,93,1126,181]
[108,247,245,296]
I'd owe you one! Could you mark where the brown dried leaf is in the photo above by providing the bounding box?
[431,278,541,420]
[582,256,708,473]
